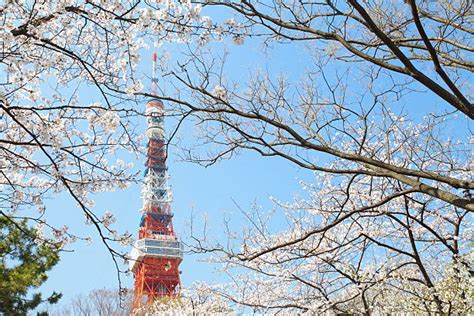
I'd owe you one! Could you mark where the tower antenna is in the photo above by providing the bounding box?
[151,49,158,96]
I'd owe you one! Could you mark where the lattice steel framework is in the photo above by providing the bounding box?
[129,52,182,309]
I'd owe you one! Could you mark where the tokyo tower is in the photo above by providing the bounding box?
[128,51,183,309]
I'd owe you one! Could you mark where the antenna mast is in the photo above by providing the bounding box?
[151,50,158,96]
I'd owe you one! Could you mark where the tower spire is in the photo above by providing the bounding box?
[151,50,158,95]
[129,50,183,309]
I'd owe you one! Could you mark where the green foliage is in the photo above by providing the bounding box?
[0,215,61,315]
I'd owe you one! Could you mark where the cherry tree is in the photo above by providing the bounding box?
[145,0,473,313]
[182,111,472,313]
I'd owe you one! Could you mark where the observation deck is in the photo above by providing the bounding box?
[129,238,183,272]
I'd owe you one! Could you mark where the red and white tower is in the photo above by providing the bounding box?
[129,52,182,309]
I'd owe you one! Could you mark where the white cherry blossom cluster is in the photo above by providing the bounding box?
[133,282,232,315]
